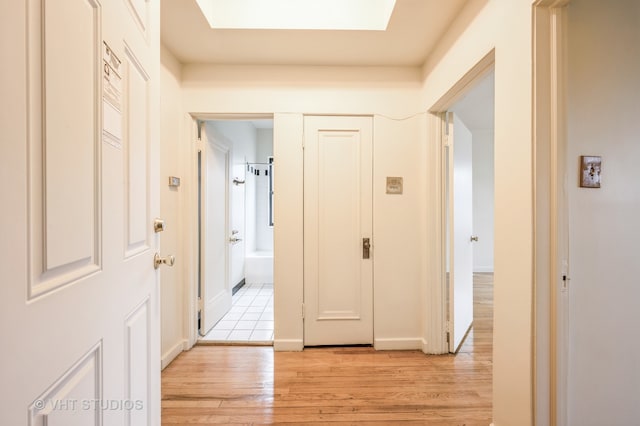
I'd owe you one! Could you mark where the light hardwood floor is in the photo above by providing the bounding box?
[162,273,493,425]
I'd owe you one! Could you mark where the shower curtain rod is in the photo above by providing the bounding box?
[246,161,272,166]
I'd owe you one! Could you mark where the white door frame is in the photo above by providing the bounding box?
[182,113,275,347]
[532,1,570,425]
[425,51,495,355]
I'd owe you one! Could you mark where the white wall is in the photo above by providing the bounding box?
[179,65,425,351]
[160,46,186,368]
[206,121,258,287]
[420,0,534,423]
[164,1,540,423]
[255,129,274,252]
[472,129,494,272]
[566,0,640,423]
[372,115,427,349]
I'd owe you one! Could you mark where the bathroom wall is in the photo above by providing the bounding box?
[255,129,274,252]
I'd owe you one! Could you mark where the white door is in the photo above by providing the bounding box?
[446,112,475,352]
[199,123,232,335]
[230,160,246,290]
[303,116,373,346]
[0,1,161,425]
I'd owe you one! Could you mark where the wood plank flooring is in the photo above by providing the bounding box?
[162,273,493,425]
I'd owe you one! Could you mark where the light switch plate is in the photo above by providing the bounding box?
[386,177,403,194]
[579,156,601,188]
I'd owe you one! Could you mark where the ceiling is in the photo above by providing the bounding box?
[161,0,468,67]
[451,70,494,131]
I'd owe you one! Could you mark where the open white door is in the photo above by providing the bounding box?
[1,1,161,424]
[446,112,475,352]
[303,115,373,346]
[199,122,233,335]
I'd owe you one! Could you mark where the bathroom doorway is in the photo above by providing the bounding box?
[198,118,275,344]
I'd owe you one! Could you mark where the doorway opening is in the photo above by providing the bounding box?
[446,70,495,353]
[196,118,275,345]
[429,52,495,357]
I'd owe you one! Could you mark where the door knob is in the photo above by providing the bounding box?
[154,253,175,269]
[470,235,479,242]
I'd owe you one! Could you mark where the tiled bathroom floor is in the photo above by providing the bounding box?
[199,282,273,344]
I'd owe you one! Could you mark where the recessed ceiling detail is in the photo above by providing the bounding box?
[195,0,397,31]
[161,0,469,67]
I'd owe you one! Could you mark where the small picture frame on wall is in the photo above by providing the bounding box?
[579,155,602,188]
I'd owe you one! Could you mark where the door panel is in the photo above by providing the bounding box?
[447,112,474,352]
[200,125,232,335]
[125,299,150,426]
[28,0,102,297]
[304,116,373,346]
[1,1,161,424]
[124,46,151,257]
[28,343,102,426]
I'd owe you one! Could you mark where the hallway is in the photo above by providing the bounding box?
[161,274,492,424]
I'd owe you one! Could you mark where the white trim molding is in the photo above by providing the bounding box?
[161,340,189,370]
[532,1,570,425]
[274,339,304,351]
[374,338,423,351]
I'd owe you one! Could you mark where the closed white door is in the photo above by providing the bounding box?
[199,123,232,335]
[303,116,373,346]
[0,1,161,425]
[446,113,475,352]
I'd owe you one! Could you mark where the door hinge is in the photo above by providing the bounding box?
[302,303,305,319]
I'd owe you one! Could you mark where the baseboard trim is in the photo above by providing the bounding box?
[274,339,304,351]
[374,338,423,351]
[161,339,188,370]
[232,278,246,295]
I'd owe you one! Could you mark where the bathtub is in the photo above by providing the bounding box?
[245,251,274,284]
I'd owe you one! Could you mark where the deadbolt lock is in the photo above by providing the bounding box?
[154,218,166,233]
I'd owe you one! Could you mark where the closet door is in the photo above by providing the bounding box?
[303,116,373,346]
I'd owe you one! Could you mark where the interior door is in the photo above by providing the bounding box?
[199,123,232,335]
[0,1,161,425]
[446,112,475,352]
[230,159,246,290]
[303,115,373,346]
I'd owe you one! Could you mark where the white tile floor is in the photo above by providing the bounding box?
[200,283,274,343]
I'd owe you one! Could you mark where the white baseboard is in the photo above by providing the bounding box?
[474,266,494,273]
[161,339,188,370]
[422,338,450,355]
[273,339,303,351]
[374,338,423,350]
